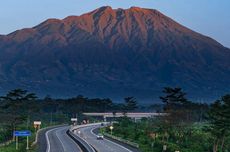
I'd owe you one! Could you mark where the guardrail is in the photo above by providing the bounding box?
[69,122,139,152]
[71,122,139,149]
[67,130,96,152]
[104,132,139,148]
[68,123,105,152]
[69,122,103,132]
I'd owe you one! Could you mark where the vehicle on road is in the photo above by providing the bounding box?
[97,133,104,140]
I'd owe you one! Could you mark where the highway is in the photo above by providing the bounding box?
[76,125,133,152]
[45,126,82,152]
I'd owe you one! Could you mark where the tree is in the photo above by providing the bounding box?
[122,97,138,114]
[160,87,193,122]
[1,89,37,117]
[42,95,59,125]
[159,87,193,144]
[160,87,188,110]
[207,94,230,152]
[112,111,117,121]
[0,89,37,137]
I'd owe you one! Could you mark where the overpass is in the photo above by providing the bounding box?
[83,112,165,121]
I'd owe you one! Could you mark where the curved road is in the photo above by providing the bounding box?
[46,126,82,152]
[76,125,133,152]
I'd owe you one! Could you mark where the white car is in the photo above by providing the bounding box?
[97,134,104,140]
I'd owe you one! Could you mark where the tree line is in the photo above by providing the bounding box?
[0,87,229,152]
[155,87,230,152]
[0,89,138,143]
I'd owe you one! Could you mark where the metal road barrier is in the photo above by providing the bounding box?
[103,133,139,148]
[68,123,103,152]
[67,130,96,152]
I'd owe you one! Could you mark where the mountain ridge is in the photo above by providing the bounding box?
[0,6,229,102]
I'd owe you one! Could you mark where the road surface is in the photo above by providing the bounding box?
[45,126,82,152]
[76,125,133,152]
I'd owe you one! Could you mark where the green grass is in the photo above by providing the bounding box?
[0,132,39,152]
[0,113,68,152]
[0,141,37,152]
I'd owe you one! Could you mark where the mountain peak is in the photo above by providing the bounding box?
[91,6,155,15]
[0,7,229,100]
[130,6,142,11]
[91,6,113,15]
[99,6,113,10]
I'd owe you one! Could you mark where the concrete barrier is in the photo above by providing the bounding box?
[67,130,96,152]
[69,122,103,132]
[68,123,104,152]
[71,123,139,150]
[103,133,139,148]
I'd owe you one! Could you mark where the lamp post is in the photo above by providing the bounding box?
[110,126,114,135]
[163,145,167,151]
[151,142,154,152]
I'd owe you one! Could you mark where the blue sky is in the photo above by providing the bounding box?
[0,0,229,48]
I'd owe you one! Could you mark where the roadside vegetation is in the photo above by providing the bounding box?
[104,87,230,152]
[0,89,131,151]
[0,88,229,152]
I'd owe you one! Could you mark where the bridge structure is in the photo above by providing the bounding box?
[83,112,165,122]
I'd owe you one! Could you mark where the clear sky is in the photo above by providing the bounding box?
[0,0,229,48]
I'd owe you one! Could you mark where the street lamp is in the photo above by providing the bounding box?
[110,126,114,135]
[163,145,167,151]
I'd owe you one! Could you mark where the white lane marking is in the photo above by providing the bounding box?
[46,126,67,152]
[46,127,58,152]
[89,127,116,151]
[90,126,133,152]
[55,128,67,152]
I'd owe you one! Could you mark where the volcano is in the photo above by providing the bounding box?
[0,6,229,102]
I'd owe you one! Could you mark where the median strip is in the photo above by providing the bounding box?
[67,130,96,152]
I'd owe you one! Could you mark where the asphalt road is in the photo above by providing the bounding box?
[45,126,82,152]
[76,125,134,152]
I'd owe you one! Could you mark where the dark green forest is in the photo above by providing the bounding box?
[0,89,139,144]
[104,88,230,152]
[0,88,230,152]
